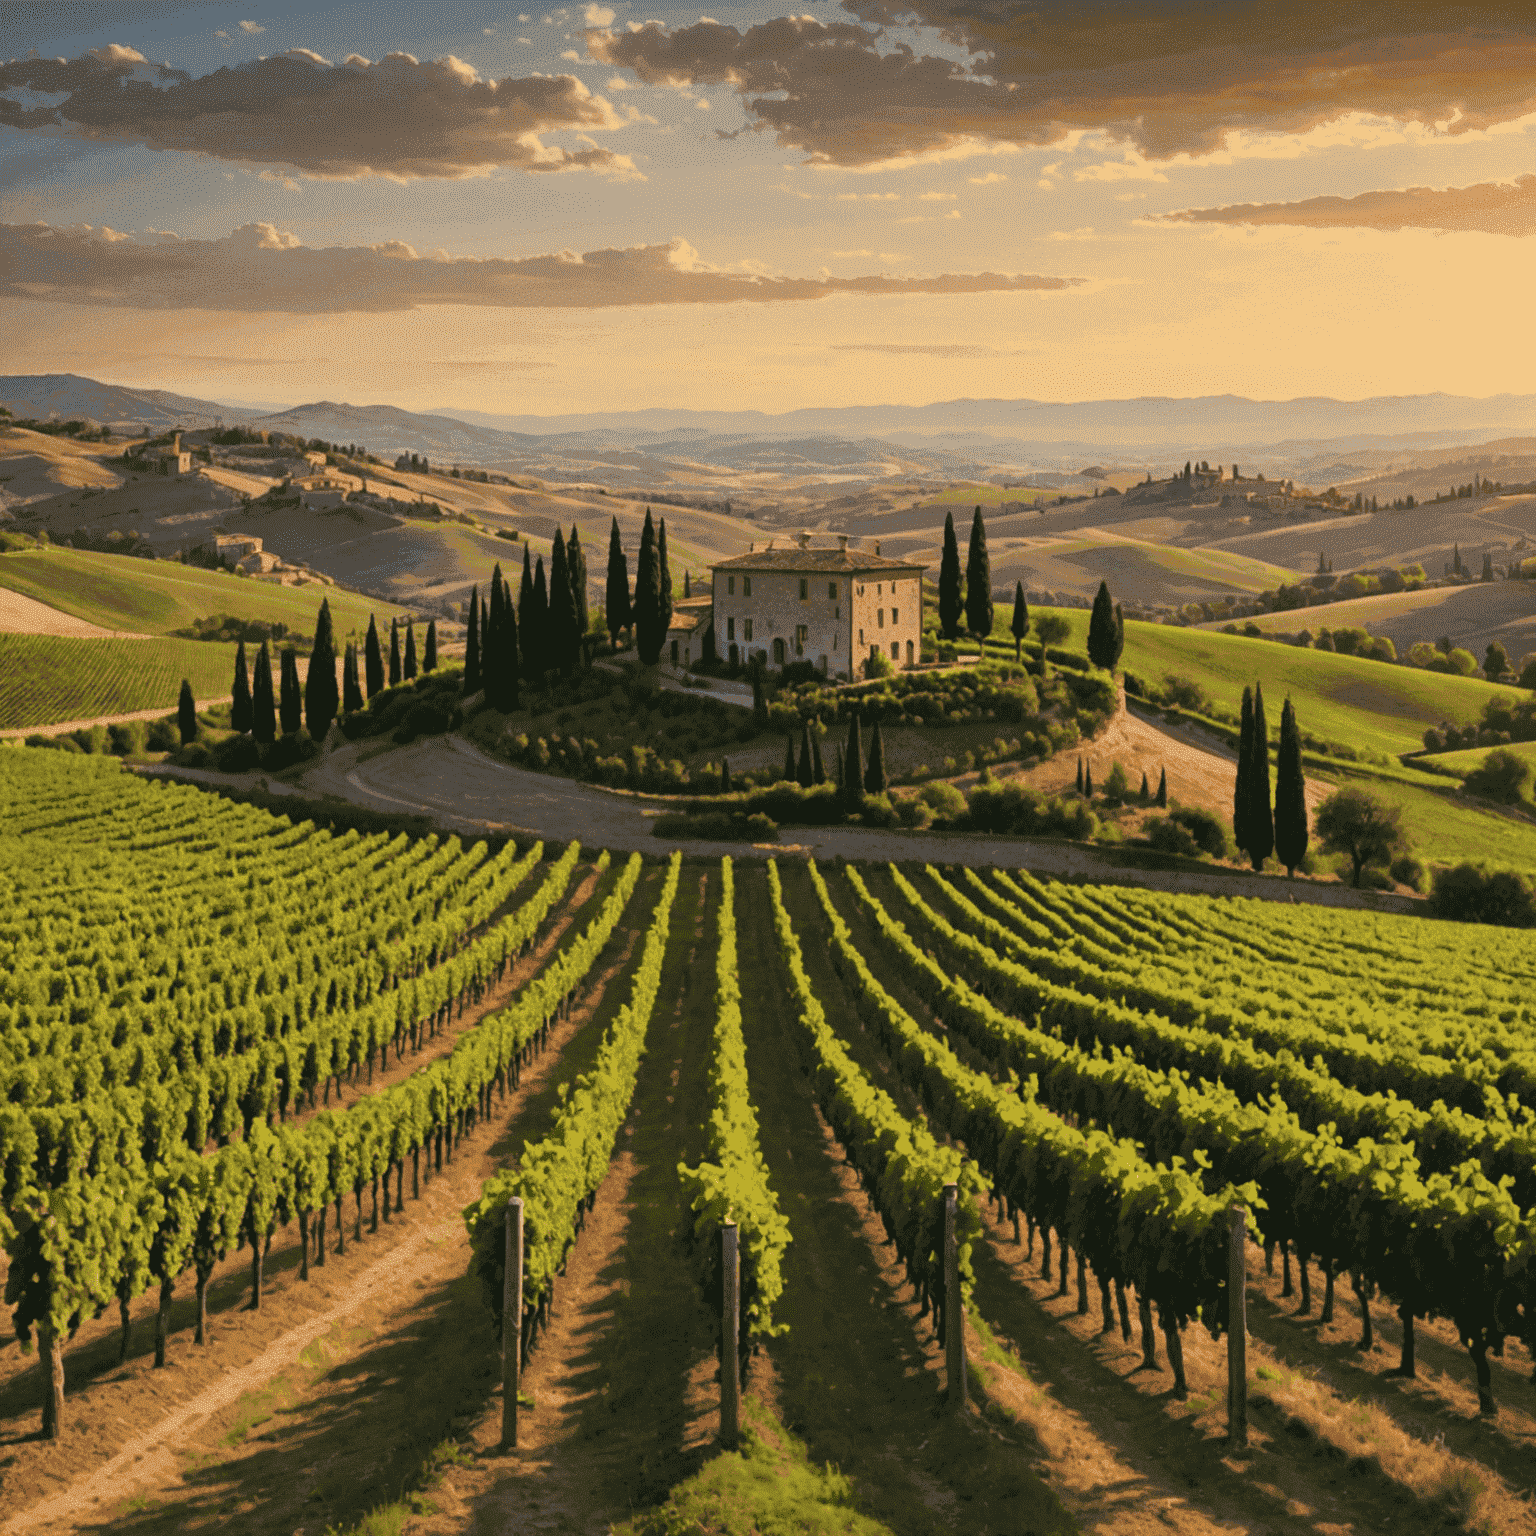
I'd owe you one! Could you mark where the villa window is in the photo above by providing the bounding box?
[727,617,735,641]
[799,578,809,600]
[891,608,899,625]
[828,582,838,599]
[728,575,736,595]
[877,609,884,628]
[743,577,752,596]
[744,618,753,640]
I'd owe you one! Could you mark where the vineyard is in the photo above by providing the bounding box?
[4,748,1536,1534]
[0,634,238,728]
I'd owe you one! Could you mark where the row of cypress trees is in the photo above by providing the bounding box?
[938,506,993,641]
[780,715,889,805]
[1235,682,1309,873]
[605,510,674,664]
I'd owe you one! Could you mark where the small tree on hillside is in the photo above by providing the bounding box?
[1273,695,1308,875]
[1246,682,1274,870]
[964,506,993,641]
[304,598,339,738]
[342,641,363,713]
[464,587,481,695]
[1156,766,1168,807]
[364,614,384,698]
[1234,685,1254,856]
[1010,582,1029,662]
[605,516,631,649]
[1485,640,1510,681]
[279,648,302,735]
[231,641,252,733]
[1035,611,1071,674]
[424,619,437,673]
[1087,581,1121,670]
[252,642,276,744]
[1138,769,1149,803]
[403,619,417,681]
[177,679,197,745]
[865,720,887,795]
[938,512,963,640]
[388,619,401,688]
[1315,786,1405,887]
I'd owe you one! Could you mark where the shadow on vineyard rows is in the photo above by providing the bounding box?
[0,863,654,1535]
[735,863,1073,1535]
[412,867,731,1532]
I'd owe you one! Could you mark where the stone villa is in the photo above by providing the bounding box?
[709,533,927,680]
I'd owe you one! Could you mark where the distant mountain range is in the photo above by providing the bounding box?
[4,375,1534,483]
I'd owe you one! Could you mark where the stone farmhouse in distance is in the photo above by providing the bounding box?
[709,532,927,680]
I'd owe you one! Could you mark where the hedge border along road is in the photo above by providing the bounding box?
[0,749,650,1437]
[465,851,682,1375]
[851,860,1536,1414]
[0,634,239,729]
[794,859,1255,1395]
[677,856,791,1362]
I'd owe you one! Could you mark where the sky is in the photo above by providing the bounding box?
[3,0,1535,417]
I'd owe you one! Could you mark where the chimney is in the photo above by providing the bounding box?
[170,431,181,455]
[797,529,811,549]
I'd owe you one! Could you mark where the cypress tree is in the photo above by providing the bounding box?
[304,597,339,738]
[549,529,576,676]
[487,567,504,703]
[177,679,197,745]
[1139,769,1149,803]
[1156,766,1167,807]
[1010,582,1029,662]
[519,547,541,685]
[279,648,301,735]
[464,586,481,695]
[720,758,732,793]
[342,641,362,713]
[364,614,384,698]
[530,558,549,686]
[1274,695,1308,875]
[388,619,401,687]
[751,663,767,727]
[424,620,437,672]
[1087,580,1119,669]
[833,746,843,795]
[568,525,589,661]
[865,719,886,794]
[252,641,276,744]
[1075,756,1084,794]
[1084,761,1094,797]
[783,736,797,782]
[811,731,826,785]
[845,713,864,810]
[605,516,631,648]
[964,505,993,641]
[495,587,521,713]
[403,619,417,682]
[796,720,814,788]
[684,569,691,598]
[1234,685,1254,855]
[1112,602,1125,667]
[634,509,663,665]
[657,518,674,641]
[1247,682,1274,870]
[231,641,252,733]
[938,511,963,639]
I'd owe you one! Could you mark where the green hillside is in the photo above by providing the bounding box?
[1032,608,1520,757]
[0,547,410,638]
[0,635,239,730]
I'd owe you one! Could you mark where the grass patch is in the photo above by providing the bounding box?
[0,546,403,638]
[614,1397,894,1536]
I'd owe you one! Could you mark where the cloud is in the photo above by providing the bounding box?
[0,46,634,180]
[583,3,616,24]
[917,190,956,200]
[239,20,265,34]
[968,171,1005,185]
[831,342,1029,357]
[586,8,1536,167]
[1047,227,1094,240]
[1160,174,1536,236]
[0,221,1086,312]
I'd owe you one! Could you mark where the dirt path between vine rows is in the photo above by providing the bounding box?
[0,866,642,1534]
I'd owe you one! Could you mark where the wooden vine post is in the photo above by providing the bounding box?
[721,1220,741,1449]
[1227,1204,1248,1449]
[502,1197,524,1451]
[944,1182,967,1413]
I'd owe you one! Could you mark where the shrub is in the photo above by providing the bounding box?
[107,720,147,756]
[260,730,319,771]
[1171,805,1230,859]
[24,733,83,753]
[859,792,899,828]
[146,716,181,752]
[863,649,895,680]
[1429,863,1536,927]
[171,740,214,768]
[1315,786,1405,887]
[1102,761,1130,805]
[394,699,456,744]
[1463,747,1531,804]
[1446,647,1477,676]
[961,779,1098,840]
[1145,816,1199,857]
[895,795,932,829]
[215,733,262,772]
[917,780,966,821]
[651,810,777,842]
[1389,853,1427,892]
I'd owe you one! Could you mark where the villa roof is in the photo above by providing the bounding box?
[710,545,925,574]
